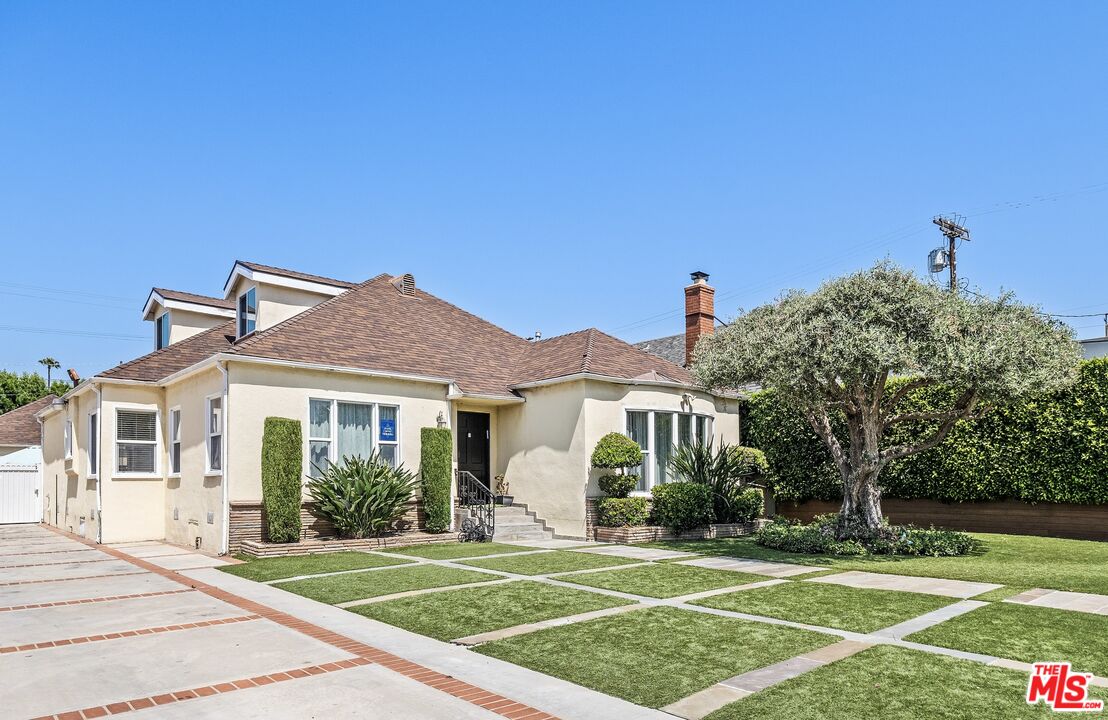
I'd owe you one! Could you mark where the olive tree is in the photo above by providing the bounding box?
[692,262,1082,539]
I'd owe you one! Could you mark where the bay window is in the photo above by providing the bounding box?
[624,409,714,492]
[308,399,400,477]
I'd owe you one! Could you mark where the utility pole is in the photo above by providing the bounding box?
[932,215,971,292]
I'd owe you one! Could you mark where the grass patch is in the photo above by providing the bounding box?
[379,542,535,560]
[561,563,768,599]
[274,564,497,604]
[460,550,641,576]
[352,580,633,641]
[645,533,1108,595]
[218,551,413,582]
[475,606,833,708]
[693,581,954,633]
[971,586,1029,602]
[906,602,1108,678]
[705,644,1052,720]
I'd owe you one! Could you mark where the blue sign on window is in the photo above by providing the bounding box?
[379,419,397,442]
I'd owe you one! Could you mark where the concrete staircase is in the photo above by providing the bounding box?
[492,504,553,542]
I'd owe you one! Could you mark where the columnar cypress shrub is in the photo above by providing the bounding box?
[745,358,1108,505]
[420,427,452,533]
[261,417,303,543]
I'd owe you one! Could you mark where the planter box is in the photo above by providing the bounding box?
[237,531,456,559]
[593,520,767,544]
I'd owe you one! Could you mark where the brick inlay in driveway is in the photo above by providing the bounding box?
[0,614,260,654]
[0,588,193,613]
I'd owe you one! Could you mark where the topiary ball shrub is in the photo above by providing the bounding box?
[596,497,650,527]
[591,433,643,472]
[651,482,714,534]
[754,514,977,557]
[598,473,639,498]
[261,417,303,543]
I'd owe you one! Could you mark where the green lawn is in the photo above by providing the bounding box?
[645,533,1108,595]
[475,606,834,708]
[692,581,955,634]
[274,564,498,604]
[705,644,1053,720]
[560,562,768,599]
[379,542,536,560]
[352,580,634,641]
[460,550,641,576]
[219,551,413,582]
[906,602,1108,678]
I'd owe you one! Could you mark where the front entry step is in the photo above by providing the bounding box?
[492,505,553,542]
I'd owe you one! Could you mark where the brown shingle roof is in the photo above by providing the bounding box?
[153,288,235,310]
[0,395,55,446]
[236,261,354,289]
[514,329,690,386]
[99,321,237,382]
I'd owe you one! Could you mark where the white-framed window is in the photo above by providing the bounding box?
[87,412,98,477]
[155,311,170,350]
[206,396,223,473]
[237,287,256,338]
[307,399,400,477]
[63,419,73,459]
[116,409,157,474]
[169,407,182,475]
[625,409,714,492]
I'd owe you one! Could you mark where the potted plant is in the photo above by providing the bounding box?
[494,475,513,506]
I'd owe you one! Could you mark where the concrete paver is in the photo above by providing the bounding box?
[677,556,821,577]
[0,571,186,607]
[138,553,230,570]
[1006,588,1108,615]
[1,557,148,583]
[869,600,987,639]
[807,570,1002,598]
[572,545,698,561]
[503,539,596,549]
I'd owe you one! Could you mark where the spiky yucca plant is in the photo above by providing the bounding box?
[307,452,419,539]
[668,441,768,523]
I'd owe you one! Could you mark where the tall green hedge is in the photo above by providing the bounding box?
[420,427,452,533]
[261,417,304,543]
[745,358,1108,506]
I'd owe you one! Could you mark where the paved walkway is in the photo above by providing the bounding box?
[1005,587,1108,615]
[676,556,822,577]
[806,570,1001,598]
[2,525,664,720]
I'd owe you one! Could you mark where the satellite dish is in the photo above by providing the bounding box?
[928,247,949,274]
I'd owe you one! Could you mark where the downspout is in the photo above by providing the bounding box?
[93,382,103,544]
[217,361,230,555]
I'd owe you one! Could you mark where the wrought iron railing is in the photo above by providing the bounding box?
[456,470,494,542]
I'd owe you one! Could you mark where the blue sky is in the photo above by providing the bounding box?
[2,1,1106,380]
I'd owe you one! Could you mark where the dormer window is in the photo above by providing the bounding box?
[155,312,170,349]
[237,287,257,338]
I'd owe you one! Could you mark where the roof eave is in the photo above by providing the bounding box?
[511,372,699,393]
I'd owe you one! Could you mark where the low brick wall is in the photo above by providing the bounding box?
[594,521,765,544]
[238,531,456,558]
[229,499,424,555]
[775,498,1108,542]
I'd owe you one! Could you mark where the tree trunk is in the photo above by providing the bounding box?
[836,464,884,539]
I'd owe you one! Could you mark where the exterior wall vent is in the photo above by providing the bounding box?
[392,273,416,296]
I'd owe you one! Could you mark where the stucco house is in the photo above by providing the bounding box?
[37,262,739,552]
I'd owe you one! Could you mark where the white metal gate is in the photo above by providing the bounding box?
[0,465,42,524]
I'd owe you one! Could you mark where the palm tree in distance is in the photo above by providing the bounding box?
[38,357,60,388]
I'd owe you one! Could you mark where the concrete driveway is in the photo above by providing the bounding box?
[0,525,547,720]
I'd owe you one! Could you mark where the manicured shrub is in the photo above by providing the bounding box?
[754,514,977,557]
[651,482,714,534]
[745,358,1108,506]
[420,427,452,533]
[591,433,643,472]
[729,487,764,523]
[596,497,650,527]
[307,453,418,538]
[261,417,303,543]
[668,440,768,522]
[598,473,639,498]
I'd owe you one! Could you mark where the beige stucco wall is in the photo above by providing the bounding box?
[164,367,225,552]
[168,308,228,344]
[99,384,166,543]
[226,362,450,504]
[39,390,101,541]
[224,277,332,335]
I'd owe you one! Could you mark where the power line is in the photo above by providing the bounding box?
[0,325,146,341]
[0,289,135,312]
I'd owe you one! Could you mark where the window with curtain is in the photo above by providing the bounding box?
[308,399,332,478]
[308,399,400,476]
[678,414,694,447]
[117,409,156,474]
[654,412,674,484]
[624,410,715,492]
[337,402,373,461]
[207,397,223,472]
[169,408,181,475]
[626,410,649,491]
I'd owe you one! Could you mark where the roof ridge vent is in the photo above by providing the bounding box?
[391,273,416,296]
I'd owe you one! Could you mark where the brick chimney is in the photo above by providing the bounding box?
[684,271,714,366]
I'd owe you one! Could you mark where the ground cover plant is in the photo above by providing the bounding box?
[274,564,498,604]
[351,580,633,641]
[379,541,534,560]
[906,602,1108,678]
[644,532,1108,595]
[755,514,977,557]
[692,580,955,634]
[475,606,833,708]
[220,551,413,582]
[704,644,1053,720]
[560,562,767,599]
[460,550,640,575]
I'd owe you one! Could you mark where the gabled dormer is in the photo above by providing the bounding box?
[222,261,354,339]
[143,289,236,350]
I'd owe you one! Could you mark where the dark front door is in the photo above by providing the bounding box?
[457,411,491,488]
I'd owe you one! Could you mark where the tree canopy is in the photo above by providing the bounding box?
[0,370,70,414]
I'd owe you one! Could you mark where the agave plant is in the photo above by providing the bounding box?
[668,440,768,523]
[307,452,419,539]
